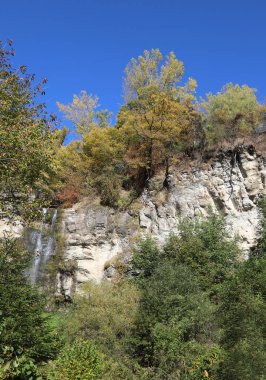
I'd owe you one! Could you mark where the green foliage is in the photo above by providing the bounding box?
[255,197,266,257]
[131,216,241,378]
[202,83,263,144]
[163,215,240,292]
[132,260,218,378]
[62,281,139,354]
[0,353,40,380]
[0,40,56,221]
[216,199,266,379]
[47,339,103,380]
[217,276,266,380]
[0,238,59,378]
[132,237,161,280]
[58,281,140,377]
[34,211,266,379]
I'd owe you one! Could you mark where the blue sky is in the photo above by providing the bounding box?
[1,0,266,141]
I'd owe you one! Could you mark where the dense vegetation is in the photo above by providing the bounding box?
[55,48,266,208]
[0,40,266,379]
[43,214,265,380]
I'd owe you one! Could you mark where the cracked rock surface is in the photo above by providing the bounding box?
[56,147,266,298]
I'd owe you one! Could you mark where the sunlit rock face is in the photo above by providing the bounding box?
[57,145,266,298]
[56,200,139,299]
[0,219,23,238]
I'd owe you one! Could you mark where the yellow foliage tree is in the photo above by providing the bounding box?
[118,87,198,183]
[119,49,200,185]
[83,127,126,205]
[55,141,89,207]
[57,90,112,135]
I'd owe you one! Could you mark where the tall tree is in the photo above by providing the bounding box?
[118,87,200,184]
[123,49,185,102]
[118,49,200,185]
[0,238,59,379]
[0,40,59,378]
[131,215,238,378]
[0,40,55,221]
[217,200,266,380]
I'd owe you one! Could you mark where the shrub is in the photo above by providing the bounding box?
[48,340,103,380]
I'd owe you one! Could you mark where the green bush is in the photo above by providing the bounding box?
[0,353,40,380]
[48,340,103,380]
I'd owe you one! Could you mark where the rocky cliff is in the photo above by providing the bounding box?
[56,145,266,299]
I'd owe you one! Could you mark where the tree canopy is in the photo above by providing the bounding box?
[202,83,264,143]
[0,40,57,221]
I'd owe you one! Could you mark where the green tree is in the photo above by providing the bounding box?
[0,40,56,221]
[163,215,240,293]
[218,276,266,380]
[216,200,266,379]
[59,281,148,379]
[133,260,219,379]
[202,83,264,144]
[131,216,240,378]
[62,281,139,356]
[132,237,160,280]
[0,238,58,379]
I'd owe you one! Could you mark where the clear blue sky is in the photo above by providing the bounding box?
[1,0,266,141]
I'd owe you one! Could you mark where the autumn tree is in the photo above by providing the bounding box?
[55,140,90,207]
[202,83,264,144]
[123,48,185,101]
[118,88,197,183]
[83,126,126,205]
[57,90,112,135]
[118,49,200,185]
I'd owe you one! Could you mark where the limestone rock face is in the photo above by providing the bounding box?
[0,219,23,238]
[56,200,140,297]
[57,146,266,298]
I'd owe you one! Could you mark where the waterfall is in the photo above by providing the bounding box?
[43,209,58,265]
[28,208,57,285]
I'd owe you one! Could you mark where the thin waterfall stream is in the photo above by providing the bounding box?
[28,208,58,285]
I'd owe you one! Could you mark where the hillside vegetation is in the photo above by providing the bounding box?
[0,40,266,379]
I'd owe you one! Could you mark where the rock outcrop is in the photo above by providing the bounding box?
[57,146,266,298]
